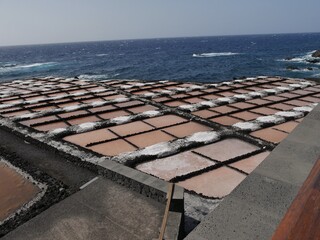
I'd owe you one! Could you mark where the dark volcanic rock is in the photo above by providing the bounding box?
[312,50,320,58]
[286,66,299,70]
[307,59,320,64]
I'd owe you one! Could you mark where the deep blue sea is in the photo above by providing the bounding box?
[0,33,320,83]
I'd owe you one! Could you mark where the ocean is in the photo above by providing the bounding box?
[0,33,320,83]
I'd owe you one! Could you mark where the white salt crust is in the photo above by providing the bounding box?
[161,90,172,94]
[77,122,98,132]
[289,83,304,88]
[144,93,156,97]
[63,105,82,112]
[142,110,161,117]
[233,94,252,100]
[91,101,106,107]
[275,111,304,118]
[13,97,131,121]
[217,97,234,104]
[293,106,314,112]
[199,101,216,107]
[49,128,67,135]
[111,116,132,124]
[221,81,233,85]
[232,103,317,132]
[179,104,198,111]
[115,131,221,163]
[0,104,13,109]
[176,80,313,112]
[189,85,205,90]
[233,122,261,131]
[186,131,220,143]
[256,115,285,124]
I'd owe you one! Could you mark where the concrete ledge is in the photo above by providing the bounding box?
[98,159,184,239]
[186,104,320,240]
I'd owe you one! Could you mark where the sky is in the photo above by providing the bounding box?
[0,0,319,46]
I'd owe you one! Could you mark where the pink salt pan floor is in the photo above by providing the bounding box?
[177,167,247,198]
[0,162,40,221]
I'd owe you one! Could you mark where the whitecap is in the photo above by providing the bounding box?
[0,62,57,73]
[192,52,239,58]
[96,53,109,57]
[288,68,314,72]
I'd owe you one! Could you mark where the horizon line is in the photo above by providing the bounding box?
[1,31,320,48]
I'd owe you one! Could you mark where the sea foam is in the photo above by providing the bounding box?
[192,52,239,58]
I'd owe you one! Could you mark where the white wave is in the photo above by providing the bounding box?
[0,63,17,68]
[192,52,239,58]
[0,62,57,73]
[280,50,319,64]
[288,68,314,72]
[96,53,109,57]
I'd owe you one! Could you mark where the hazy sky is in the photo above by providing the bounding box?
[0,0,319,46]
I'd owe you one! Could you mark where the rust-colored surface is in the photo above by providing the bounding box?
[0,162,40,221]
[67,115,100,125]
[231,111,262,121]
[20,115,58,126]
[63,128,117,147]
[109,121,153,137]
[177,166,247,198]
[163,122,211,138]
[58,110,88,118]
[230,151,270,174]
[34,121,69,132]
[250,107,279,115]
[211,116,241,126]
[285,99,310,107]
[270,103,294,111]
[89,139,136,156]
[144,114,187,128]
[193,109,219,118]
[98,110,129,120]
[164,100,185,107]
[273,121,299,134]
[127,130,174,148]
[88,105,116,113]
[229,102,255,109]
[194,138,259,162]
[210,105,237,114]
[272,157,320,240]
[250,128,288,144]
[2,110,31,117]
[136,151,214,181]
[127,105,158,114]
